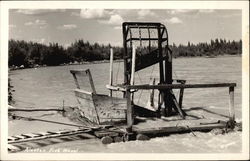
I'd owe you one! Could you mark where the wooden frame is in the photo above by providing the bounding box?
[123,83,236,129]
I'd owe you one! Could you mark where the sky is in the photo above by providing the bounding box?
[9,9,242,47]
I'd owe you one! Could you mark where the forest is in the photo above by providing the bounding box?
[8,38,242,68]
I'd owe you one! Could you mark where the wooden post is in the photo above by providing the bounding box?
[157,25,164,84]
[122,23,129,86]
[229,86,235,121]
[157,24,167,116]
[179,88,184,109]
[126,89,133,131]
[109,48,114,97]
[130,45,136,85]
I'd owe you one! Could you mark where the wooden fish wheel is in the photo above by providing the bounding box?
[8,22,238,152]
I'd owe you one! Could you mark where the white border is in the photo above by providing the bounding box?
[0,1,249,160]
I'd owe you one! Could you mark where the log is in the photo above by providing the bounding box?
[136,134,150,141]
[133,123,227,135]
[114,136,123,142]
[101,136,113,144]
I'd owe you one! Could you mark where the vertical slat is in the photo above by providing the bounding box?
[126,90,133,130]
[109,48,114,97]
[130,45,136,85]
[157,24,164,84]
[147,26,151,52]
[229,86,235,121]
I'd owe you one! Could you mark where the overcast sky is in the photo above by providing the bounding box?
[9,9,241,47]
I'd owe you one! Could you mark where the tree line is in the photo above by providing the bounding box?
[9,38,242,68]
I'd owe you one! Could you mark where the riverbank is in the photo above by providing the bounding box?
[9,54,241,71]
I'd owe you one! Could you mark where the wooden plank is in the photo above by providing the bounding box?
[126,37,168,42]
[76,94,100,124]
[123,22,161,26]
[133,123,227,135]
[74,89,93,100]
[106,84,126,92]
[8,136,19,141]
[158,26,164,84]
[122,23,129,88]
[130,45,136,85]
[13,135,27,139]
[125,83,236,90]
[70,69,87,75]
[21,133,41,138]
[229,86,235,121]
[93,94,127,124]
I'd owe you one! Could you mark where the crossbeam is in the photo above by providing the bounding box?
[124,83,236,90]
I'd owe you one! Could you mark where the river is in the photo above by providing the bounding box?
[9,56,242,153]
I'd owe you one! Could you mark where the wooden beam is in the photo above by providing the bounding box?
[125,83,236,90]
[122,23,129,88]
[170,90,186,119]
[133,123,227,135]
[229,86,235,121]
[130,45,136,85]
[123,22,161,26]
[126,38,168,42]
[126,90,133,130]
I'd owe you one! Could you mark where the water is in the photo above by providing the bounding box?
[9,56,242,153]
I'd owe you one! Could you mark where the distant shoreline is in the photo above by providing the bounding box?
[9,54,241,71]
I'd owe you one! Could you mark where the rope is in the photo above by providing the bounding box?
[9,114,88,128]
